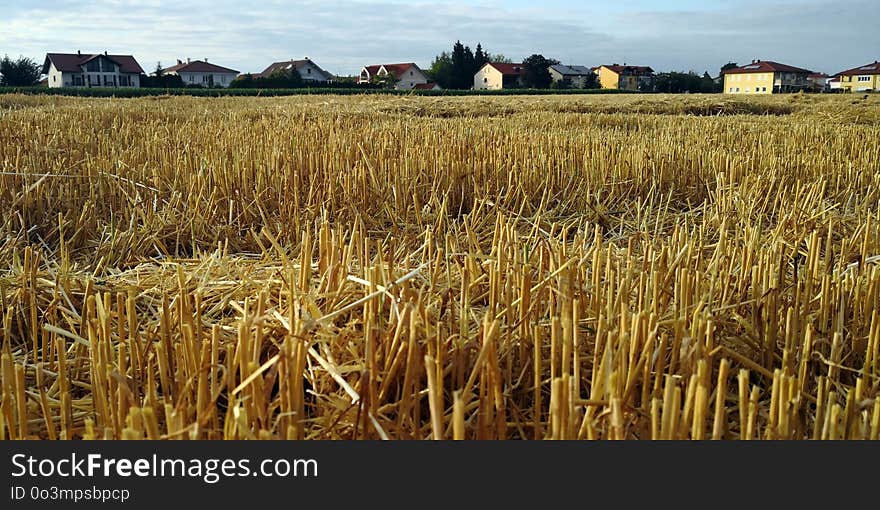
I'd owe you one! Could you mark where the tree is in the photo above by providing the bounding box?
[0,55,42,86]
[428,51,454,89]
[474,44,489,71]
[450,41,474,89]
[522,54,558,89]
[490,54,512,64]
[370,70,398,89]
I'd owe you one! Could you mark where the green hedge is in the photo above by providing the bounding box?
[0,86,636,98]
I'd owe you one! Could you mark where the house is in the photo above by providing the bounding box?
[42,51,143,88]
[835,61,880,93]
[806,73,830,92]
[473,62,525,90]
[828,75,842,91]
[595,64,654,91]
[257,58,333,82]
[359,63,429,90]
[413,82,442,91]
[721,60,813,94]
[159,59,239,88]
[548,65,595,88]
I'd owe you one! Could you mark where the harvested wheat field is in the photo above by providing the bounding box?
[1,92,879,440]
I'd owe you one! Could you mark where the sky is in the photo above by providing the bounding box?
[0,0,876,77]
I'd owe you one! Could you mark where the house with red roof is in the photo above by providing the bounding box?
[159,59,239,88]
[473,62,525,90]
[42,51,144,88]
[594,64,654,91]
[358,63,430,90]
[835,61,880,93]
[721,60,813,94]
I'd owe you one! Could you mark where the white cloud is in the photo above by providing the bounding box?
[0,0,874,76]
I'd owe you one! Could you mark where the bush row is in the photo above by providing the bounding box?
[0,86,637,98]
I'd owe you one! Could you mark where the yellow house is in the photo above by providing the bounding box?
[594,64,653,91]
[836,61,880,93]
[722,60,812,94]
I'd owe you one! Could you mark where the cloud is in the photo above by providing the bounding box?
[0,0,874,76]
[0,0,611,75]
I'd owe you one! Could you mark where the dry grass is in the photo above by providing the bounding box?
[1,92,879,440]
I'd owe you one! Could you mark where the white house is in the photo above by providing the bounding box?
[549,64,595,88]
[257,58,333,82]
[42,51,143,88]
[473,62,525,90]
[160,59,239,88]
[359,63,429,90]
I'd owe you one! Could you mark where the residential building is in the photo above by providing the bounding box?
[548,64,595,88]
[42,51,143,88]
[721,60,813,94]
[358,63,429,90]
[595,64,654,91]
[806,73,830,92]
[257,58,333,82]
[836,61,880,93]
[828,76,842,91]
[160,59,239,88]
[473,62,525,90]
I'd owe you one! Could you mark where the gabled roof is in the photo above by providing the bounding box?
[721,60,812,75]
[836,61,880,76]
[162,60,238,74]
[484,62,525,75]
[361,63,423,80]
[258,59,331,79]
[43,52,144,74]
[413,82,440,90]
[550,64,594,76]
[362,65,382,76]
[599,64,654,75]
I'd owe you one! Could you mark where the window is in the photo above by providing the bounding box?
[53,75,56,82]
[307,68,311,74]
[86,60,100,72]
[484,77,488,83]
[736,88,740,92]
[729,87,733,92]
[858,76,870,82]
[762,87,767,92]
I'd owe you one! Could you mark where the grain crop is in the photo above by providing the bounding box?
[1,92,879,440]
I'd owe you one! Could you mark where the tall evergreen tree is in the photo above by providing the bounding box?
[474,44,489,70]
[451,40,469,89]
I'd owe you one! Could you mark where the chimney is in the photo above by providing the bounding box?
[77,50,81,56]
[104,50,108,55]
[177,59,182,65]
[187,57,191,64]
[204,58,208,62]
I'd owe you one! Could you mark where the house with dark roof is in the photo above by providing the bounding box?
[159,59,239,88]
[473,62,525,90]
[721,60,813,94]
[358,63,430,90]
[835,61,880,93]
[257,58,333,82]
[548,64,595,88]
[42,51,144,88]
[594,64,654,91]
